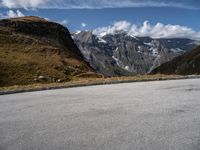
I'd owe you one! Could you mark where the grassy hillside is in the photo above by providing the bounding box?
[0,16,97,86]
[150,46,200,75]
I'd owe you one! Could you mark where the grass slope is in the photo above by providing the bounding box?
[0,16,97,86]
[151,46,200,75]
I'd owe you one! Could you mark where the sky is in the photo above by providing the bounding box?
[0,0,200,40]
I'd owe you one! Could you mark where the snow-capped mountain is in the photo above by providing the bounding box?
[73,30,198,76]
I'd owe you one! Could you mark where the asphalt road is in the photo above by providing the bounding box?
[0,79,200,150]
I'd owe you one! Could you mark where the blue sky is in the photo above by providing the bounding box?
[0,0,200,39]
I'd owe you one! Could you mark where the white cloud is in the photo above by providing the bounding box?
[1,0,49,9]
[93,21,200,40]
[0,0,199,9]
[2,10,24,18]
[81,23,87,27]
[58,19,69,26]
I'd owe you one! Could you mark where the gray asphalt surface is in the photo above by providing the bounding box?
[0,79,200,150]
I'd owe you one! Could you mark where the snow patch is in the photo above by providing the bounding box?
[98,37,107,43]
[170,48,184,53]
[129,34,139,40]
[144,42,153,46]
[112,56,119,65]
[75,31,81,35]
[124,66,130,71]
[138,46,142,50]
[150,47,158,56]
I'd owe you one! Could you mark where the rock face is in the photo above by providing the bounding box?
[150,46,200,75]
[0,16,94,86]
[73,31,198,76]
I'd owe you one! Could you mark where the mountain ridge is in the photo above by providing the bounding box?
[150,45,200,75]
[73,30,198,76]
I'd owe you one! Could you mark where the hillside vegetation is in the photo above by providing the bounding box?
[0,16,97,86]
[151,46,200,75]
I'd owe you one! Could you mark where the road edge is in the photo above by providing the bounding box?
[0,75,200,95]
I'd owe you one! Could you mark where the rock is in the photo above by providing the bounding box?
[38,76,45,79]
[57,79,62,83]
[33,78,38,81]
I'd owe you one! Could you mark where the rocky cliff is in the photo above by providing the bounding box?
[73,31,197,76]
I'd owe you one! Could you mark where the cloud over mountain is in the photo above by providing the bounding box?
[0,0,199,9]
[58,19,69,26]
[81,23,87,27]
[93,21,200,40]
[0,9,24,18]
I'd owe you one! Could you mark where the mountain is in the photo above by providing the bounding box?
[150,46,200,75]
[73,31,198,76]
[0,16,94,86]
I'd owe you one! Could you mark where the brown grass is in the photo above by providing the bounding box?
[0,26,92,86]
[5,16,49,22]
[0,74,184,91]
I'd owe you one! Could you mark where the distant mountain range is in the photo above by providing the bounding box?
[0,16,95,86]
[150,45,200,75]
[0,16,199,87]
[73,31,198,76]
